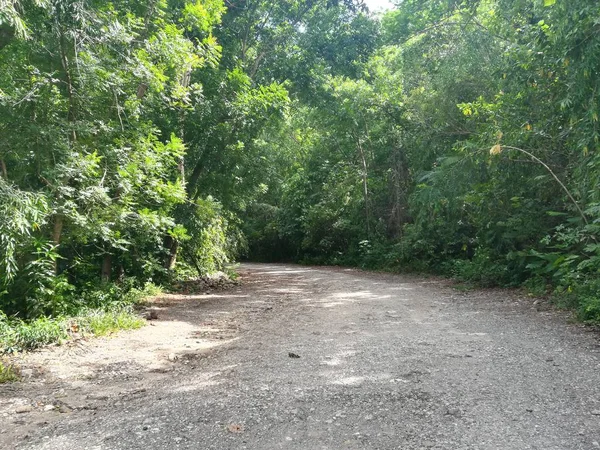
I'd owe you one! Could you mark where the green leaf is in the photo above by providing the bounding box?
[543,0,556,6]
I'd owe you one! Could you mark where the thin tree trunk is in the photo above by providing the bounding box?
[356,137,371,238]
[51,215,63,274]
[164,236,179,270]
[101,254,112,282]
[164,69,190,270]
[0,159,7,179]
[59,29,76,142]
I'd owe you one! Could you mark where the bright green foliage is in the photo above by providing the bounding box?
[0,0,272,321]
[77,307,145,337]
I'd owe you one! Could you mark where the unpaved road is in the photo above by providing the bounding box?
[2,263,600,449]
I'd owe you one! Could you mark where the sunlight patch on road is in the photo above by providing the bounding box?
[320,357,343,366]
[321,301,346,308]
[251,269,315,275]
[171,379,220,392]
[188,294,250,299]
[332,375,364,386]
[270,288,306,294]
[387,286,416,291]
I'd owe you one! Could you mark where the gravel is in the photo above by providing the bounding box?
[2,263,600,449]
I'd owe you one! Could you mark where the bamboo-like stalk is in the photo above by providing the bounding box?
[493,145,588,226]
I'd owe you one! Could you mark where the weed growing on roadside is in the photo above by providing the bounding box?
[77,307,145,337]
[0,359,19,383]
[0,313,68,353]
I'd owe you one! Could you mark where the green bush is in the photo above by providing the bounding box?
[578,295,600,323]
[442,252,509,288]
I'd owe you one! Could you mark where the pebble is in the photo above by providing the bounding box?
[168,353,178,362]
[15,406,33,414]
[44,405,55,412]
[20,369,34,378]
[591,410,600,416]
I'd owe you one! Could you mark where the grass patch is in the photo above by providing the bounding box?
[0,314,68,353]
[0,281,161,353]
[77,307,145,337]
[0,359,19,383]
[452,282,476,292]
[0,307,146,353]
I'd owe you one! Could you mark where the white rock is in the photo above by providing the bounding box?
[15,405,33,414]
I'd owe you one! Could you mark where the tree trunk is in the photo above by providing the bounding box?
[356,137,371,238]
[51,215,63,274]
[388,145,410,237]
[59,29,76,142]
[101,254,112,282]
[164,236,179,270]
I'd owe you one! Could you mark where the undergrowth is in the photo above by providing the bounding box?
[0,283,159,353]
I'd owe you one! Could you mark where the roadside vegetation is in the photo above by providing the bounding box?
[0,283,156,355]
[0,358,19,383]
[0,0,598,351]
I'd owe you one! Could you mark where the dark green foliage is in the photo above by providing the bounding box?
[241,0,600,321]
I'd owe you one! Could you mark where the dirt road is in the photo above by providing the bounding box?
[2,263,600,449]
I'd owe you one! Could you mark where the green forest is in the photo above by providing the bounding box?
[1,0,599,349]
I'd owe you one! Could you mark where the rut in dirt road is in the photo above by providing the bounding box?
[3,263,600,449]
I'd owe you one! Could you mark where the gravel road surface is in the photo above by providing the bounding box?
[2,263,600,449]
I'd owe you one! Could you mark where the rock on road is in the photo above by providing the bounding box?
[2,263,600,449]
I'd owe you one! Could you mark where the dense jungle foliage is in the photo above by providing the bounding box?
[1,0,599,328]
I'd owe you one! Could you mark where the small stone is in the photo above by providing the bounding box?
[445,408,461,417]
[591,410,600,416]
[168,353,178,362]
[43,405,55,412]
[20,369,34,378]
[57,405,72,414]
[145,310,159,320]
[15,405,33,414]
